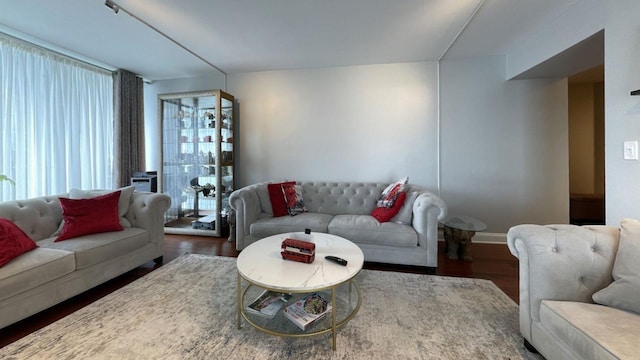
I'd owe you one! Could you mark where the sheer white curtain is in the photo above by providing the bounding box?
[0,34,114,201]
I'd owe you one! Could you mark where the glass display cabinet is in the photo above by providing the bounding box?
[158,90,235,236]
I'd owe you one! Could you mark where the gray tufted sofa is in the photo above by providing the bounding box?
[0,191,171,330]
[229,181,447,271]
[507,224,639,360]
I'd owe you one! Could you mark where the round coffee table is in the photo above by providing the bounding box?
[236,232,364,350]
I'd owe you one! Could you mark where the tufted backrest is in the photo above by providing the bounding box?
[300,182,387,215]
[0,194,66,241]
[251,181,431,216]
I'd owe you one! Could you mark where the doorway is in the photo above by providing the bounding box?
[568,64,605,225]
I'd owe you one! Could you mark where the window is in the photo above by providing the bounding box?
[0,34,114,201]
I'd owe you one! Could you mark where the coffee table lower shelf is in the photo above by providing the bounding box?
[237,274,362,350]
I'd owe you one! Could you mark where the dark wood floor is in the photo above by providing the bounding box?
[0,235,519,349]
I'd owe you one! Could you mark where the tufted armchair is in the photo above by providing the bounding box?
[230,181,447,270]
[507,224,639,360]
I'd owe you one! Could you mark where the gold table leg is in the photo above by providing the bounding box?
[332,286,337,350]
[237,271,242,329]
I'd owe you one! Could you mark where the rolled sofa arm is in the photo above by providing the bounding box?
[229,183,265,250]
[506,224,618,341]
[411,188,447,269]
[125,192,171,254]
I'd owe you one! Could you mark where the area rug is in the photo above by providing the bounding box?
[0,254,541,360]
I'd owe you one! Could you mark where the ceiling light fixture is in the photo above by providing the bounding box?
[102,1,225,75]
[104,0,119,14]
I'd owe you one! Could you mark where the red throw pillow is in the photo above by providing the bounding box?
[0,218,38,268]
[268,181,295,217]
[371,192,407,223]
[56,190,123,242]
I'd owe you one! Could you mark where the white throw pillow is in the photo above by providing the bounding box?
[377,176,408,208]
[51,186,135,237]
[592,218,640,314]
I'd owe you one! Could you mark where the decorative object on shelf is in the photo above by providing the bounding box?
[191,183,215,197]
[246,290,292,318]
[221,151,232,163]
[283,293,332,331]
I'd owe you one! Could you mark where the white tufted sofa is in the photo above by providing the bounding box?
[229,181,447,271]
[0,191,171,330]
[507,224,639,360]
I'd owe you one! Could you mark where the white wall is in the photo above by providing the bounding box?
[440,56,569,233]
[139,0,640,234]
[143,72,226,172]
[505,0,640,225]
[224,59,569,234]
[226,62,440,189]
[604,0,640,224]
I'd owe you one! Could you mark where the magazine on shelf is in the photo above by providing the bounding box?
[283,293,332,330]
[246,290,292,318]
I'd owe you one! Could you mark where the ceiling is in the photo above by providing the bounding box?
[0,0,580,81]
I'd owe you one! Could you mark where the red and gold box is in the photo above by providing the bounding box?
[281,238,315,264]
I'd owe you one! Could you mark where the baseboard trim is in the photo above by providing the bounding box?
[438,231,507,244]
[472,232,507,244]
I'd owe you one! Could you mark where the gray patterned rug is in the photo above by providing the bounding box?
[0,254,541,360]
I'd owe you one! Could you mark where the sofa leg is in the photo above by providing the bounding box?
[523,339,539,354]
[426,266,436,275]
[153,256,164,265]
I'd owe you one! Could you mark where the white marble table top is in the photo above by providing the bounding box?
[237,233,364,292]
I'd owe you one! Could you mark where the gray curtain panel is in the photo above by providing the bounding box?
[113,69,145,188]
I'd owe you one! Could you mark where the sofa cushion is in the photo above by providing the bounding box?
[0,247,75,302]
[56,191,123,241]
[282,183,307,216]
[391,191,418,225]
[371,192,406,223]
[53,187,134,238]
[328,215,418,247]
[592,218,640,314]
[540,300,640,360]
[377,176,408,208]
[69,186,135,228]
[0,218,38,268]
[267,181,295,217]
[250,213,333,238]
[40,227,148,269]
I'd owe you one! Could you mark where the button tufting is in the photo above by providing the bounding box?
[551,247,557,252]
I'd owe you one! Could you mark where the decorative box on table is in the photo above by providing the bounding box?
[281,238,315,263]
